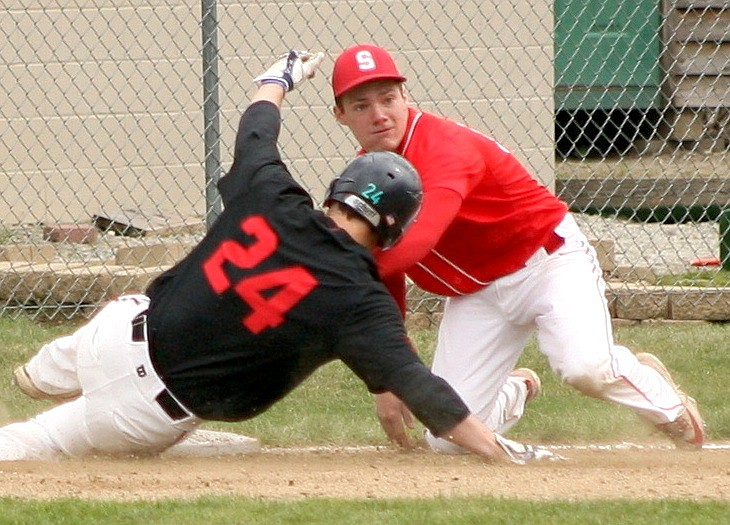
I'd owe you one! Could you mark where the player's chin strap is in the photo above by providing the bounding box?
[494,434,566,464]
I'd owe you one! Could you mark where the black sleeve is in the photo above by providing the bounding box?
[217,101,284,207]
[388,361,471,437]
[335,290,470,436]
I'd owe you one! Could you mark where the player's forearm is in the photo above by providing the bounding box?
[438,414,511,463]
[219,101,283,205]
[251,83,286,107]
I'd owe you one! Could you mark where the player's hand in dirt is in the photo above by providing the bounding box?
[375,391,415,448]
[254,50,325,91]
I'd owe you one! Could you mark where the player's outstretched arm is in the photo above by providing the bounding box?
[442,415,562,464]
[218,49,323,206]
[252,49,325,107]
[441,415,512,462]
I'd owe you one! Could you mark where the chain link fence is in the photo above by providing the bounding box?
[1,1,728,320]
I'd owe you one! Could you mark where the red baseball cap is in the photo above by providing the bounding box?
[332,44,407,98]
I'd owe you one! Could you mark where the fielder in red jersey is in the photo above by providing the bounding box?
[376,106,568,297]
[331,43,705,452]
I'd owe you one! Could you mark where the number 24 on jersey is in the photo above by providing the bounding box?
[202,215,318,334]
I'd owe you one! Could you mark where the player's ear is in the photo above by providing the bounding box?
[333,103,346,124]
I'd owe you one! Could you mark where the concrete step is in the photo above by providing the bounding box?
[0,262,167,306]
[606,282,730,321]
[2,240,727,321]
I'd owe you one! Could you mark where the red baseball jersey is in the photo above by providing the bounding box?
[376,107,568,298]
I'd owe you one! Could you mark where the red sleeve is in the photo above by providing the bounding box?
[381,272,407,317]
[376,187,462,278]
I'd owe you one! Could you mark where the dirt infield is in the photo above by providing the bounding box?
[1,441,729,501]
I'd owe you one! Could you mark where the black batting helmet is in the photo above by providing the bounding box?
[324,151,422,249]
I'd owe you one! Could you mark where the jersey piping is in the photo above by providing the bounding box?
[415,249,492,296]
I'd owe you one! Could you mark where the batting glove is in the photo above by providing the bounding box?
[254,50,325,92]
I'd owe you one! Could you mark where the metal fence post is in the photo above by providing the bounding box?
[201,0,223,229]
[721,209,730,271]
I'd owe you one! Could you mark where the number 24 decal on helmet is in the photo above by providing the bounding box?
[361,183,384,204]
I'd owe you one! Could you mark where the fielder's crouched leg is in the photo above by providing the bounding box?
[425,368,542,454]
[635,353,705,449]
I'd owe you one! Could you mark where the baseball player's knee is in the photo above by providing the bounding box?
[557,356,614,398]
[563,372,607,398]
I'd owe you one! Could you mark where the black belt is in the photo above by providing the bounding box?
[131,311,192,421]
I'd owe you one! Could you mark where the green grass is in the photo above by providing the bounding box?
[226,320,730,447]
[657,269,730,287]
[0,316,80,420]
[0,228,10,245]
[1,316,729,523]
[2,317,729,445]
[0,496,727,525]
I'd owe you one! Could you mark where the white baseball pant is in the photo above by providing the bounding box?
[426,214,685,453]
[0,295,200,460]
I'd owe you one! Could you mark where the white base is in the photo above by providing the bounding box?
[162,429,261,457]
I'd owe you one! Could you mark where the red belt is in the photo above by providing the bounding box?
[543,231,565,255]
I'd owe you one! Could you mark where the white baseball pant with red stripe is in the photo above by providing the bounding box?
[426,214,684,453]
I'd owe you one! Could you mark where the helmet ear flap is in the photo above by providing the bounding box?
[324,152,422,249]
[323,177,339,203]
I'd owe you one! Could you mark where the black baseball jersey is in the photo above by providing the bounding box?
[145,101,469,436]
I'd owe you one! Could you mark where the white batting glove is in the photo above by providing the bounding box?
[254,50,325,92]
[495,434,565,464]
